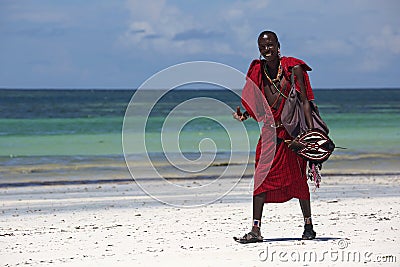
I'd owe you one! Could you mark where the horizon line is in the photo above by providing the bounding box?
[1,87,400,91]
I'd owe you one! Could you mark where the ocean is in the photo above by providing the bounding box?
[0,88,399,185]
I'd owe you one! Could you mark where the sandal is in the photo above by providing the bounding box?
[234,231,263,244]
[302,224,316,240]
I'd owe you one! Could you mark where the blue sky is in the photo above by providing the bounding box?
[1,0,399,89]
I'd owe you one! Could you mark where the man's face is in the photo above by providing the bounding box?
[258,34,279,62]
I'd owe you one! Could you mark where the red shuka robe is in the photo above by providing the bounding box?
[241,56,314,203]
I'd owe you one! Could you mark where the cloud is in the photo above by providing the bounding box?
[359,25,400,71]
[119,0,271,57]
[144,34,162,40]
[119,1,187,54]
[3,0,398,88]
[173,29,223,41]
[366,25,400,55]
[129,29,146,34]
[301,38,354,56]
[222,0,269,20]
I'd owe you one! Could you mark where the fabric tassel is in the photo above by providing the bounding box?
[308,163,322,190]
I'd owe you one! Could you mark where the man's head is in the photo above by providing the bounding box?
[258,31,280,61]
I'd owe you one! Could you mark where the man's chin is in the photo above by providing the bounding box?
[263,56,277,62]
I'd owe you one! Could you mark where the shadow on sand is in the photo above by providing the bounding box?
[263,237,341,242]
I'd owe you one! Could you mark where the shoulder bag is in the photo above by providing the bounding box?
[281,70,335,164]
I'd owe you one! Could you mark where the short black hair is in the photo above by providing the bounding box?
[258,30,280,48]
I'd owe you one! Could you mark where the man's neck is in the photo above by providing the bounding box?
[264,57,280,77]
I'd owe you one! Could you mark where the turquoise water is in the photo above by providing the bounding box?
[0,88,399,182]
[0,89,399,157]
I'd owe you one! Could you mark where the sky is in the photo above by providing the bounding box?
[1,0,399,89]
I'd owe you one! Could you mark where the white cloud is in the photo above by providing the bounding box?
[359,25,400,71]
[366,25,400,54]
[302,39,354,56]
[120,0,197,54]
[0,0,398,88]
[218,0,272,54]
[119,0,271,57]
[222,0,269,21]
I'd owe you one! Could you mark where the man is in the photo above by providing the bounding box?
[233,30,316,243]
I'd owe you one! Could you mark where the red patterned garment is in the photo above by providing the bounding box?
[241,57,314,203]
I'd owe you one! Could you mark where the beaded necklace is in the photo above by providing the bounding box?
[263,62,287,99]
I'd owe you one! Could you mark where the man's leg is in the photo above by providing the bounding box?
[299,199,311,221]
[299,199,316,239]
[252,192,266,235]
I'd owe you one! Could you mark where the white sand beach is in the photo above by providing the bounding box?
[1,173,399,267]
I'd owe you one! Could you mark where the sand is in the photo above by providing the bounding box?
[1,174,399,267]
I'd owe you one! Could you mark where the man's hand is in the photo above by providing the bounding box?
[232,106,248,121]
[285,139,304,152]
